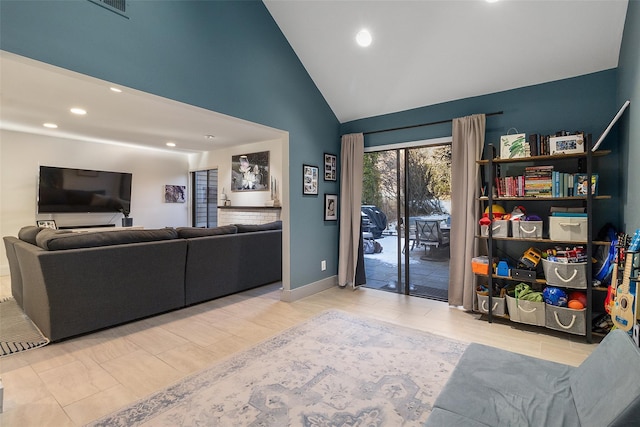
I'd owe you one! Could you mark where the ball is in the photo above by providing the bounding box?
[568,300,585,310]
[543,287,568,307]
[567,291,587,307]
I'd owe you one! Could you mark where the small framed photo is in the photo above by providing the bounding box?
[37,220,57,229]
[324,194,338,221]
[324,153,337,181]
[303,164,319,195]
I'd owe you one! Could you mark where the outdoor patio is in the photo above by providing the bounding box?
[362,234,450,301]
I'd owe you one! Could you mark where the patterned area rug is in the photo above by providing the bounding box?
[0,297,50,357]
[88,310,468,427]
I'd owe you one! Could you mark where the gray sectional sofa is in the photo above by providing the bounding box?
[426,328,640,427]
[3,221,282,342]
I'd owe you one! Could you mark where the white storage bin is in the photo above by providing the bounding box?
[512,221,543,239]
[549,216,587,242]
[506,295,546,326]
[541,259,587,289]
[477,293,506,317]
[481,220,509,237]
[545,305,586,335]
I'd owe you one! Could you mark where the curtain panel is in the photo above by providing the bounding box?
[338,133,364,288]
[449,114,485,309]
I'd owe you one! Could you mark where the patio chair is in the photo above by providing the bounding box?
[415,219,450,260]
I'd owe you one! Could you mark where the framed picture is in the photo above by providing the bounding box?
[164,185,186,203]
[324,153,337,181]
[231,151,270,192]
[303,164,319,195]
[549,134,585,155]
[324,194,338,221]
[37,220,57,229]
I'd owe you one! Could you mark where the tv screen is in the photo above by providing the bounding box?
[38,166,132,214]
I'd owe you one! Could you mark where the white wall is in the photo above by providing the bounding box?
[0,129,190,274]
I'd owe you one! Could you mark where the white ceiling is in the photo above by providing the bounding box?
[0,51,286,154]
[0,1,629,153]
[265,0,629,123]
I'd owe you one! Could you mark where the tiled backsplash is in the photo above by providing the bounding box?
[218,207,281,226]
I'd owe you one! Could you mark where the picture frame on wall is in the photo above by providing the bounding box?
[164,185,186,203]
[303,164,319,195]
[324,194,338,221]
[36,220,57,229]
[231,151,270,192]
[324,153,337,181]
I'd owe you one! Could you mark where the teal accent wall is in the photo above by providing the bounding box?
[0,0,341,289]
[341,70,622,228]
[618,0,640,231]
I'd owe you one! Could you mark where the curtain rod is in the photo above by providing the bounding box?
[362,111,503,136]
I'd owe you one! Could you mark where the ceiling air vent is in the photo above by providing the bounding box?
[89,0,127,16]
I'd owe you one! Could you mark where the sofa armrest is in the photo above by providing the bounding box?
[570,329,640,427]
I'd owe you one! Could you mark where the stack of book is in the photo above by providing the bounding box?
[495,175,525,197]
[525,166,553,197]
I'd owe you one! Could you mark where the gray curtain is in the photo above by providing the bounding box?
[449,114,485,309]
[338,133,364,288]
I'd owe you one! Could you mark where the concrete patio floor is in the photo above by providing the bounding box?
[363,234,450,301]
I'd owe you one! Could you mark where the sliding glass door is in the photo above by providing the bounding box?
[362,143,451,300]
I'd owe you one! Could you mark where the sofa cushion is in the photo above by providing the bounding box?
[426,408,491,427]
[570,329,640,427]
[431,342,578,427]
[235,220,282,233]
[18,226,45,245]
[176,225,238,238]
[36,228,178,250]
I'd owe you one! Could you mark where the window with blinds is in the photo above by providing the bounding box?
[192,169,218,228]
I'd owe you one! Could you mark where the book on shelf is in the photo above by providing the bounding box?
[574,174,599,196]
[550,206,586,213]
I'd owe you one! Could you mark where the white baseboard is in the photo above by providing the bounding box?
[281,275,337,302]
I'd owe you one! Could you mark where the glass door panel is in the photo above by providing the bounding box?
[362,144,451,301]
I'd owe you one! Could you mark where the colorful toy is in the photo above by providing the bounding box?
[568,300,585,310]
[543,286,568,307]
[520,247,542,269]
[484,204,505,219]
[568,291,587,307]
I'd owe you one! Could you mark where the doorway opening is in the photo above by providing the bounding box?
[362,141,451,301]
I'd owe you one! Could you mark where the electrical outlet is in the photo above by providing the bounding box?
[321,260,327,271]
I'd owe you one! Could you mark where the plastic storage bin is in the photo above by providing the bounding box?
[542,259,587,289]
[476,293,506,317]
[506,295,546,326]
[545,305,586,335]
[472,256,490,275]
[481,220,509,238]
[549,216,588,242]
[512,221,543,239]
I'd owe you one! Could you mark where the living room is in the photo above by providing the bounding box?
[1,1,639,425]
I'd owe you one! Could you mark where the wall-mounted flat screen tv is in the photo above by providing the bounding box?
[38,166,132,213]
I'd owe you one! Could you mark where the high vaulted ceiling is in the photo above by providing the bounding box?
[265,0,629,123]
[0,1,630,153]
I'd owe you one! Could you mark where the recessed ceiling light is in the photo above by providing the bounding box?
[43,123,58,129]
[205,134,216,139]
[356,29,372,47]
[70,107,87,115]
[166,142,176,147]
[110,87,122,93]
[486,0,499,3]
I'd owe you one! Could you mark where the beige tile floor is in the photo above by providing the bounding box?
[0,274,597,426]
